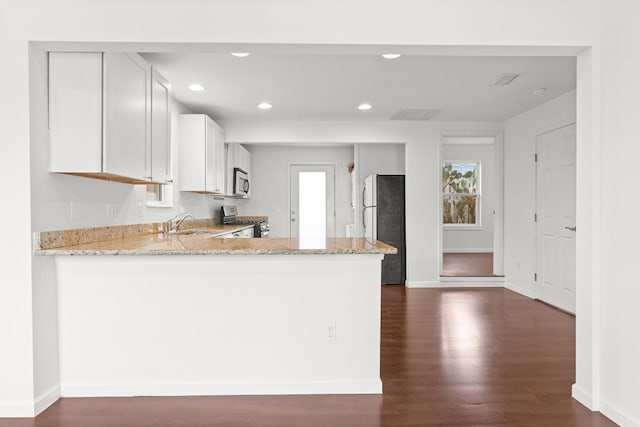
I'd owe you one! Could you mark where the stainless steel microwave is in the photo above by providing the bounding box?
[233,168,250,196]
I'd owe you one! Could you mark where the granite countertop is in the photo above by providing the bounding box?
[34,218,396,256]
[36,233,396,256]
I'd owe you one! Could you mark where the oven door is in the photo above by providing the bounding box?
[233,168,250,196]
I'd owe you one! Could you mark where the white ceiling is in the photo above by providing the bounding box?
[141,53,576,122]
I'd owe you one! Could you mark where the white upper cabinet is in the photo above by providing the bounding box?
[102,53,150,181]
[225,143,252,198]
[49,52,168,184]
[150,68,172,184]
[214,122,226,193]
[49,53,103,173]
[179,114,225,194]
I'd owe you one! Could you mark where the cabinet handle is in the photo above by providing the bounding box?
[166,179,173,183]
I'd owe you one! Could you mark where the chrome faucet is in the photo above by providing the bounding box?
[166,213,194,234]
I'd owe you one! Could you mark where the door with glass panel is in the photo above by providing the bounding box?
[290,165,336,244]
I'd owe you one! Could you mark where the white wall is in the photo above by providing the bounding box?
[55,255,383,396]
[442,142,495,253]
[503,90,576,297]
[355,144,406,237]
[356,144,405,179]
[29,48,60,415]
[238,145,354,238]
[597,1,640,424]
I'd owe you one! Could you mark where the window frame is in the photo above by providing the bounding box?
[442,160,482,230]
[146,182,174,208]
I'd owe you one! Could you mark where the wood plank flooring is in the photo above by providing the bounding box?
[442,252,497,277]
[0,287,615,427]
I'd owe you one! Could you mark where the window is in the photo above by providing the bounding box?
[442,161,480,226]
[146,183,174,208]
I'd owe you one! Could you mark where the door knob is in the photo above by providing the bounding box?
[565,226,576,231]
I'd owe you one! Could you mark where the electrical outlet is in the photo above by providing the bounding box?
[137,202,143,217]
[328,322,336,341]
[112,203,120,217]
[106,203,114,218]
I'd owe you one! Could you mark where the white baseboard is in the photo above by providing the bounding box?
[406,279,504,288]
[0,402,35,418]
[440,276,505,284]
[505,282,534,299]
[60,380,383,397]
[34,385,60,416]
[443,248,493,253]
[572,385,640,426]
[0,385,60,418]
[599,395,640,427]
[405,281,443,288]
[572,383,593,409]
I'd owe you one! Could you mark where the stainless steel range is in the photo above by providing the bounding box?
[221,206,270,238]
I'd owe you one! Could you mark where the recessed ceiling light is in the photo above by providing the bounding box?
[358,103,373,111]
[231,52,250,58]
[381,54,401,59]
[187,83,205,92]
[257,102,272,110]
[531,87,547,96]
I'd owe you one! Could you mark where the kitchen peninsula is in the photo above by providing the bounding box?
[37,221,395,398]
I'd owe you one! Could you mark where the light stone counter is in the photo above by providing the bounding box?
[35,220,396,256]
[37,234,396,256]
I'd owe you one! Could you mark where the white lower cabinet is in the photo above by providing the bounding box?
[179,114,225,194]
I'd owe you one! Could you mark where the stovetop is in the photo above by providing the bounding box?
[234,219,267,225]
[221,206,269,236]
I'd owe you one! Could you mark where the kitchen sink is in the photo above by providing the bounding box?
[171,230,213,236]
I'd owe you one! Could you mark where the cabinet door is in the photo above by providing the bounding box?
[151,68,171,183]
[103,53,151,180]
[205,118,217,193]
[49,52,103,173]
[237,145,252,198]
[214,123,225,193]
[237,145,247,173]
[178,115,206,192]
[246,149,252,198]
[225,143,237,195]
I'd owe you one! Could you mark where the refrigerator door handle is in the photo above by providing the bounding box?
[362,206,367,232]
[362,185,367,209]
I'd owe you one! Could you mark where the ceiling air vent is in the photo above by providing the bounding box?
[390,108,441,121]
[492,73,522,86]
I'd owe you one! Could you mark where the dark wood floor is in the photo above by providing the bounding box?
[0,287,614,427]
[442,252,497,277]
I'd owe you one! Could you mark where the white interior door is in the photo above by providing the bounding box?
[290,165,336,244]
[535,124,577,313]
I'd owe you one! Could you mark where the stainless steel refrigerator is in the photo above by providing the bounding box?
[363,174,406,284]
